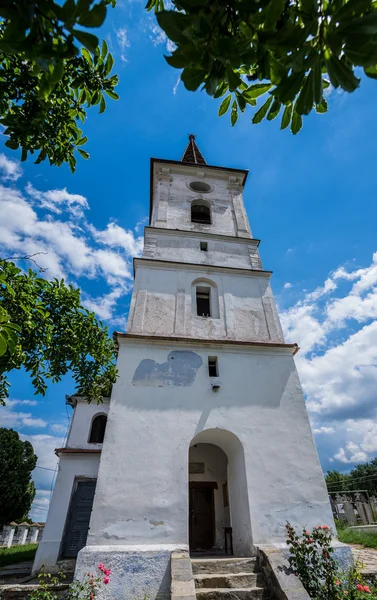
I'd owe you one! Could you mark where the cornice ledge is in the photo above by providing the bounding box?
[133,257,271,278]
[115,332,299,355]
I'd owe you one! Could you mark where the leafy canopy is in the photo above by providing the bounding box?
[0,428,37,525]
[0,1,119,170]
[147,0,377,134]
[326,459,377,495]
[0,259,118,404]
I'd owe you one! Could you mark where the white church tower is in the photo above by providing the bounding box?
[35,136,335,596]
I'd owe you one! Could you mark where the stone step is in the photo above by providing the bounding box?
[195,573,263,589]
[195,587,269,600]
[191,558,257,575]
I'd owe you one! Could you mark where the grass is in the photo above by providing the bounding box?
[337,526,377,550]
[0,543,38,568]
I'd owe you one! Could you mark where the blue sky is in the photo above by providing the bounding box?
[1,0,377,521]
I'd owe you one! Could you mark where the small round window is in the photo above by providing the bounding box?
[189,181,212,193]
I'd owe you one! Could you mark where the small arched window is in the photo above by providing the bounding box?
[191,200,211,224]
[89,415,107,443]
[192,278,219,319]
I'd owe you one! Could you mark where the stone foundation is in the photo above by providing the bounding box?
[75,544,188,600]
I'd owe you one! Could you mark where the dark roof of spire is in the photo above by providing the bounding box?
[181,134,206,165]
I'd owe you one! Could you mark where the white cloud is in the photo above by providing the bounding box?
[1,400,47,429]
[281,252,377,469]
[313,427,335,435]
[283,282,292,289]
[173,75,181,96]
[50,423,68,434]
[0,154,23,181]
[84,286,130,321]
[0,181,144,323]
[26,183,89,218]
[116,27,130,63]
[334,441,368,464]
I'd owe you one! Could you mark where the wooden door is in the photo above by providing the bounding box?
[61,479,96,558]
[189,483,215,550]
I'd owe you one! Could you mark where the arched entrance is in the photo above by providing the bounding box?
[188,429,252,556]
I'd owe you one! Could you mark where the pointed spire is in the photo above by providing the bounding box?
[181,134,206,165]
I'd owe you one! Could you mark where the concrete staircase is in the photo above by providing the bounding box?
[191,557,274,600]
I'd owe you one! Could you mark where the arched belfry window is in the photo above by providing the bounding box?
[191,200,211,224]
[192,278,219,319]
[89,414,107,443]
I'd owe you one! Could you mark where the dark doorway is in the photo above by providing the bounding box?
[189,482,215,550]
[61,479,96,558]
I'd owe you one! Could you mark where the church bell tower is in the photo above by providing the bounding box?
[76,135,335,599]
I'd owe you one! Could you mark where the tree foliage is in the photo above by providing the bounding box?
[147,0,377,134]
[0,1,119,170]
[326,459,377,496]
[0,428,37,525]
[0,259,118,404]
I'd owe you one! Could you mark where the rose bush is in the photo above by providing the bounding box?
[286,522,377,600]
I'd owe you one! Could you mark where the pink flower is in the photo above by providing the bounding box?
[323,525,329,530]
[357,584,363,591]
[305,531,310,536]
[104,569,111,576]
[103,576,110,585]
[98,563,105,572]
[364,586,371,593]
[344,592,348,596]
[336,581,340,586]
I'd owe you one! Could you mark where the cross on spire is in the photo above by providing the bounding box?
[181,134,206,165]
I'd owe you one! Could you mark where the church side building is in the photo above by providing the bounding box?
[34,137,335,597]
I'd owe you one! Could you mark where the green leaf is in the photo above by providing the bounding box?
[104,89,120,100]
[99,96,106,114]
[5,139,18,150]
[79,3,107,27]
[77,148,90,159]
[219,94,232,116]
[50,61,65,84]
[104,53,114,76]
[295,71,314,115]
[0,335,6,357]
[227,68,242,92]
[213,82,229,99]
[364,65,377,79]
[264,0,284,30]
[315,97,328,113]
[81,48,93,65]
[291,111,302,134]
[273,71,305,104]
[312,59,322,104]
[101,40,108,60]
[73,30,99,54]
[156,10,190,44]
[269,54,286,85]
[236,92,246,112]
[267,98,281,120]
[325,56,360,92]
[76,136,88,147]
[243,83,273,100]
[280,104,293,129]
[231,100,238,126]
[252,96,273,124]
[181,68,206,91]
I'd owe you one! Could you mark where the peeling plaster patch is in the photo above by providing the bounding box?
[132,351,202,387]
[149,520,164,526]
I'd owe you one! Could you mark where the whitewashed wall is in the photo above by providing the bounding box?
[128,264,284,343]
[151,162,251,239]
[144,228,262,270]
[67,398,109,449]
[87,338,334,553]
